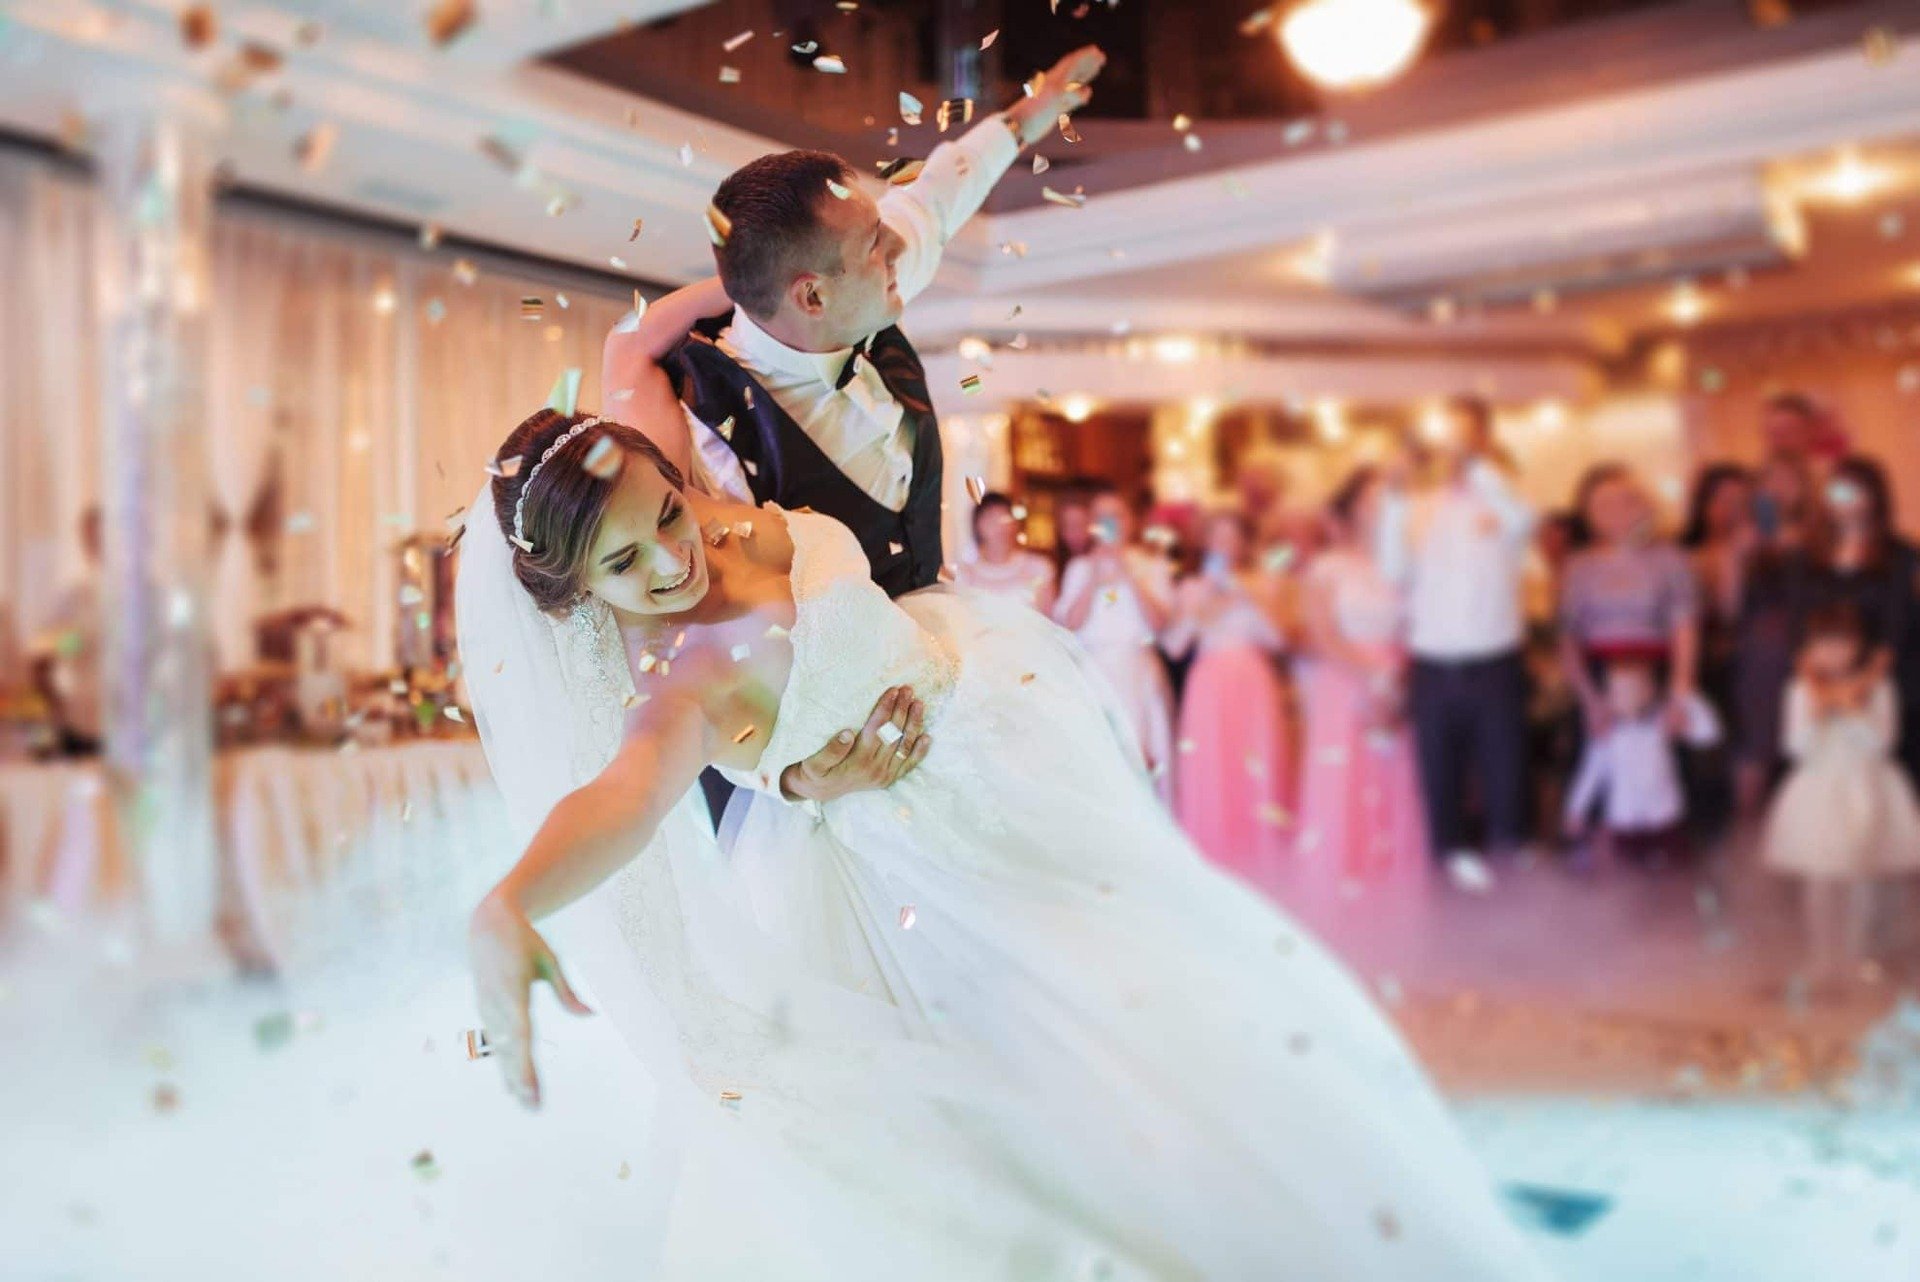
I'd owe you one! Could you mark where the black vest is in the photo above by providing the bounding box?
[668,319,945,599]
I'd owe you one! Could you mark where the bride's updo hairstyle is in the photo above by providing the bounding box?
[491,407,686,614]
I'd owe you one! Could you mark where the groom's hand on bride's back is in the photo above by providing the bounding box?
[779,685,930,803]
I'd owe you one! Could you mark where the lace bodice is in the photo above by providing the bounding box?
[755,510,961,780]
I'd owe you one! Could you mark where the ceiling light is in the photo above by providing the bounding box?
[1805,148,1891,205]
[1151,335,1199,364]
[1313,399,1349,443]
[1279,0,1433,92]
[1060,393,1098,424]
[1665,280,1706,327]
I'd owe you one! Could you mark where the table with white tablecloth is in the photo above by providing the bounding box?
[0,740,513,966]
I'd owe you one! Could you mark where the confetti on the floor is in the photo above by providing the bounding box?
[883,159,925,185]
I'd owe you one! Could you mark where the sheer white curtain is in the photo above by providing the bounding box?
[0,147,640,675]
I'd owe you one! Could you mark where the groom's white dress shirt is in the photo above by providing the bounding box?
[688,116,1019,511]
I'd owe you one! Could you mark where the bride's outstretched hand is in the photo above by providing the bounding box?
[469,889,594,1110]
[780,685,931,803]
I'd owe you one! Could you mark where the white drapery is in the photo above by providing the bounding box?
[0,146,640,676]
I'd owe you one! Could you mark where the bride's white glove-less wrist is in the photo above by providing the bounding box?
[778,684,930,804]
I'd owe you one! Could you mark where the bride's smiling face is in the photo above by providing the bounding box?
[581,456,708,616]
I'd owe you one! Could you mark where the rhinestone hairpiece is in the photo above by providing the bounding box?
[511,416,603,551]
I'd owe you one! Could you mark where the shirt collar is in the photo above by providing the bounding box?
[724,306,854,390]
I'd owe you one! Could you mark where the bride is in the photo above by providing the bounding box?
[457,356,1548,1279]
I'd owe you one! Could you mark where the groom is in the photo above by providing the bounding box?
[669,43,1106,593]
[643,45,1105,812]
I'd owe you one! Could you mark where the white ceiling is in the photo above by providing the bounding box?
[0,0,1915,377]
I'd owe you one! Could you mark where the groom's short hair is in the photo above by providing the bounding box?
[710,149,857,319]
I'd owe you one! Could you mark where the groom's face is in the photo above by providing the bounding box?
[582,455,707,616]
[805,185,906,345]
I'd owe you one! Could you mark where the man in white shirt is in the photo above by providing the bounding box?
[1377,398,1537,865]
[641,44,1105,598]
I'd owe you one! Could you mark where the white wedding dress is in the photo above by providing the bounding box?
[459,502,1548,1281]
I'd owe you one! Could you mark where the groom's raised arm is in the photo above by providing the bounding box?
[885,44,1105,304]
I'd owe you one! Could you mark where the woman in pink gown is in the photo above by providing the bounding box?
[1295,468,1430,949]
[1164,512,1294,889]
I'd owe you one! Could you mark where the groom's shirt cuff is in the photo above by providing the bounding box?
[882,114,1020,305]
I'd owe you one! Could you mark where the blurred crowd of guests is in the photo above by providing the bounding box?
[961,393,1920,994]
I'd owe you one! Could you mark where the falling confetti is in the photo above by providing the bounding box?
[295,122,337,173]
[1171,113,1192,132]
[899,905,917,930]
[1446,853,1495,894]
[732,725,758,745]
[723,29,754,52]
[520,296,543,321]
[1239,8,1274,35]
[966,476,988,504]
[899,91,923,125]
[1008,332,1029,350]
[981,29,999,50]
[792,40,819,55]
[1283,118,1315,146]
[718,1090,742,1104]
[960,374,983,394]
[463,1029,492,1060]
[452,258,478,286]
[583,434,624,480]
[705,203,732,246]
[718,65,741,84]
[411,1150,441,1181]
[714,415,736,441]
[882,159,925,185]
[1031,154,1051,175]
[678,142,694,167]
[826,178,852,200]
[151,1084,181,1113]
[424,0,476,47]
[1041,186,1086,209]
[937,97,974,133]
[179,5,216,49]
[1057,115,1082,144]
[418,222,442,250]
[813,54,847,74]
[1183,134,1203,153]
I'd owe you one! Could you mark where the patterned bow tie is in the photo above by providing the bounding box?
[833,338,870,391]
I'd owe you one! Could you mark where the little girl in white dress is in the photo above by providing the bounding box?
[1762,603,1920,990]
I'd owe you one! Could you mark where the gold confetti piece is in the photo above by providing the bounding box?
[1041,186,1085,209]
[899,91,924,125]
[877,158,924,187]
[889,541,905,555]
[583,434,624,480]
[296,122,337,173]
[723,29,754,52]
[411,1149,441,1180]
[981,29,999,50]
[1863,26,1897,65]
[899,905,917,930]
[463,1028,492,1060]
[718,1089,742,1102]
[452,258,478,285]
[520,296,543,321]
[617,1160,631,1179]
[1172,113,1193,132]
[151,1083,180,1113]
[826,178,852,200]
[730,643,751,662]
[636,652,658,674]
[1031,154,1051,175]
[622,691,649,709]
[936,98,974,133]
[1057,115,1082,144]
[732,725,758,745]
[180,5,217,49]
[627,217,645,241]
[966,476,988,503]
[1020,672,1036,685]
[656,659,671,676]
[813,54,847,74]
[1000,240,1028,257]
[718,65,741,84]
[1009,332,1029,351]
[425,0,476,46]
[960,374,983,394]
[704,204,732,247]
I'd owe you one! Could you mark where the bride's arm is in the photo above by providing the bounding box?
[602,325,701,481]
[469,693,713,1107]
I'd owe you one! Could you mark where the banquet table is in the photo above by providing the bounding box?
[0,740,511,966]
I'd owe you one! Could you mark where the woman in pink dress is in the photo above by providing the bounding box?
[1295,467,1430,944]
[1164,511,1293,889]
